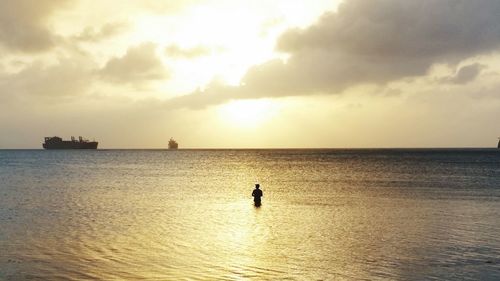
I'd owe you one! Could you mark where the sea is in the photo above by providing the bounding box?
[0,149,499,280]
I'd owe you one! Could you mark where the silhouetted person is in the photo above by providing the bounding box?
[252,184,263,207]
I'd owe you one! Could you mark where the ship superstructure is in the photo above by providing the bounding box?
[168,138,179,149]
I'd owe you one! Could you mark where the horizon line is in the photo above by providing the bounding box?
[0,146,498,150]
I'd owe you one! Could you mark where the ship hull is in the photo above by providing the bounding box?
[43,141,98,149]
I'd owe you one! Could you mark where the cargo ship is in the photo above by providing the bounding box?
[168,138,178,149]
[43,136,98,149]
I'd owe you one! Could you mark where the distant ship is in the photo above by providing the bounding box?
[43,136,98,149]
[498,138,500,149]
[168,138,179,149]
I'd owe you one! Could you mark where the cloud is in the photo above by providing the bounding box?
[100,43,168,83]
[165,45,214,59]
[132,0,199,14]
[169,0,500,108]
[442,63,485,84]
[74,22,129,42]
[163,82,237,109]
[0,57,94,100]
[0,0,70,52]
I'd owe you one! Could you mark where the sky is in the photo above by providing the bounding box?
[0,0,499,148]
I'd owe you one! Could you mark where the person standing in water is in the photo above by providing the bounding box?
[252,184,263,206]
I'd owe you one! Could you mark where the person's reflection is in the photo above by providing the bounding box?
[251,184,263,207]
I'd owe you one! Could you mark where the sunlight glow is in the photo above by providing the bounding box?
[218,99,279,128]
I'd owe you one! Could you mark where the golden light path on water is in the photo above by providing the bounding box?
[1,149,500,280]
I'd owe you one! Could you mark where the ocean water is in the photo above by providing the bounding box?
[0,149,499,280]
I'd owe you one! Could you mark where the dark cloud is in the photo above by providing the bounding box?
[165,45,213,58]
[0,0,70,52]
[74,22,129,42]
[100,43,168,83]
[279,1,500,58]
[170,0,500,108]
[443,63,485,84]
[275,0,500,88]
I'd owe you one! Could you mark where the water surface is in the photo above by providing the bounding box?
[1,149,499,280]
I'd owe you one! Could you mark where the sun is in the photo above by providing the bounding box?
[218,99,278,128]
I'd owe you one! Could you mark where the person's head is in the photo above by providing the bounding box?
[255,184,260,189]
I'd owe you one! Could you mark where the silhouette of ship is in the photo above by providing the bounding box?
[498,137,500,149]
[43,136,98,149]
[168,138,178,149]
